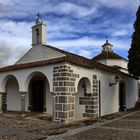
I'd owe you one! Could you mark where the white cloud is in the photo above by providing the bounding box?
[78,50,92,58]
[0,40,28,66]
[97,0,139,10]
[50,37,103,49]
[111,39,130,50]
[0,0,12,5]
[0,20,131,66]
[0,1,98,19]
[49,36,131,58]
[112,29,128,37]
[0,20,32,38]
[53,2,97,17]
[0,0,137,66]
[0,20,32,66]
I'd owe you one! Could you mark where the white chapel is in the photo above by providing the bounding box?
[0,16,138,123]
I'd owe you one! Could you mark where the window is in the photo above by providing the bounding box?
[36,28,39,43]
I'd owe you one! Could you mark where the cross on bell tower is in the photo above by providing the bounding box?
[37,12,40,18]
[32,12,47,47]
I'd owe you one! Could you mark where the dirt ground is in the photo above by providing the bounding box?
[0,112,89,140]
[65,110,140,140]
[0,109,138,140]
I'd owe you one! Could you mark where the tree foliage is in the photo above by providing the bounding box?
[128,6,140,79]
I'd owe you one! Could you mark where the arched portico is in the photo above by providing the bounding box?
[75,77,91,118]
[26,71,53,114]
[1,75,20,111]
[1,74,19,93]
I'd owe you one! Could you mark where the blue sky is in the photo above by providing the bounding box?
[0,0,139,66]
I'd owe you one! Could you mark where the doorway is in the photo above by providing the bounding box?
[28,72,52,113]
[119,82,126,111]
[30,80,44,112]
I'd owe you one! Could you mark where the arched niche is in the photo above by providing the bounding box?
[75,77,91,118]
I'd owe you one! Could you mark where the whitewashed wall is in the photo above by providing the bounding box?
[98,70,138,116]
[0,65,53,92]
[98,59,128,69]
[46,80,53,113]
[70,65,94,93]
[6,77,21,111]
[98,71,119,116]
[68,64,138,117]
[70,64,98,117]
[0,64,55,112]
[0,62,138,116]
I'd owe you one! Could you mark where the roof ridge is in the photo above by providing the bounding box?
[44,44,90,61]
[0,56,67,72]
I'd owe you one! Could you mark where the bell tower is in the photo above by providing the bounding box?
[102,40,113,52]
[32,13,46,47]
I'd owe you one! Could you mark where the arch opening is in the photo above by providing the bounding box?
[5,75,20,111]
[36,28,39,44]
[27,72,52,113]
[75,77,91,119]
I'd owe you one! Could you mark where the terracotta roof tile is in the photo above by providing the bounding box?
[0,45,132,78]
[0,56,67,72]
[92,51,128,61]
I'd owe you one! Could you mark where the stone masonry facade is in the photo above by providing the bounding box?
[53,64,79,123]
[1,92,7,112]
[79,75,99,118]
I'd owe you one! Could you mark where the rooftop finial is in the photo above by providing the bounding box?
[105,36,108,43]
[37,12,40,19]
[36,12,42,24]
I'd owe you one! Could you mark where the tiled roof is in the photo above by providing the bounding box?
[92,51,128,61]
[0,45,132,78]
[0,56,67,72]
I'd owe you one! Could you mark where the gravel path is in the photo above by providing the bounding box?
[46,110,140,140]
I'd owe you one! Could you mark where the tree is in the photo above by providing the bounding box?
[128,6,140,79]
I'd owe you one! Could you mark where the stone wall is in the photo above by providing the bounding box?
[53,64,79,123]
[1,92,7,111]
